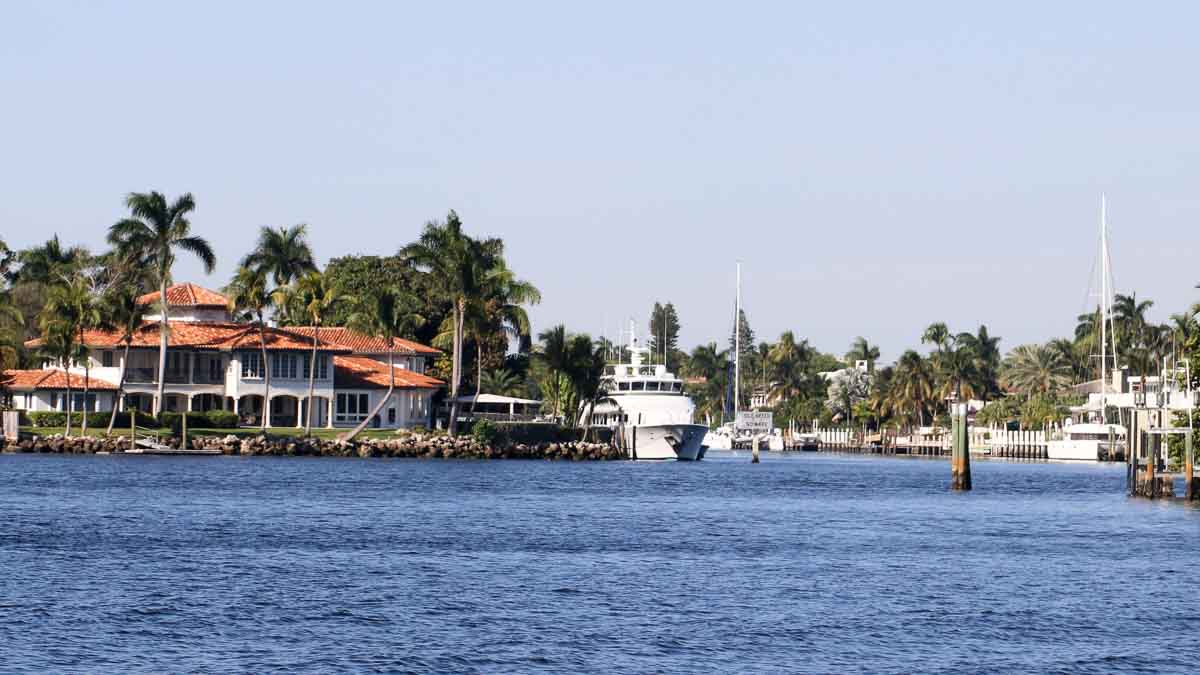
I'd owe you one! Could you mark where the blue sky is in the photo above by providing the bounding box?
[3,1,1198,361]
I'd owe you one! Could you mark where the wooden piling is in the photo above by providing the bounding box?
[751,435,760,463]
[1186,432,1198,501]
[950,403,971,491]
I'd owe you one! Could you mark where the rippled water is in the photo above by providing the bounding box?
[2,452,1199,673]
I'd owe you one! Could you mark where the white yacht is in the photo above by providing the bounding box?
[588,324,708,461]
[1048,422,1127,461]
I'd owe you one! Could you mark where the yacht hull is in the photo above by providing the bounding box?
[625,423,708,461]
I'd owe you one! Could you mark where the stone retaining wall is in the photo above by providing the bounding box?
[0,433,625,461]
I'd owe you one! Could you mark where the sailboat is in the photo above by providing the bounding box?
[1047,196,1128,461]
[702,263,743,451]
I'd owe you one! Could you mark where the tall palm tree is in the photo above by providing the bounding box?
[845,336,880,371]
[569,334,607,435]
[955,325,1002,398]
[342,286,424,441]
[44,274,102,433]
[103,287,149,436]
[225,267,274,429]
[0,285,24,370]
[467,259,540,412]
[889,350,934,428]
[1001,343,1072,395]
[921,323,950,354]
[241,225,317,287]
[37,321,78,436]
[15,235,87,285]
[536,325,571,419]
[400,211,494,436]
[686,342,730,424]
[768,331,814,404]
[934,341,980,405]
[291,271,340,436]
[108,192,215,415]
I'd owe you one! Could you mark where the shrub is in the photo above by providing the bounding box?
[470,419,506,448]
[27,411,155,428]
[159,411,237,431]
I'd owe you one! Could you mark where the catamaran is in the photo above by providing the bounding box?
[1047,196,1128,461]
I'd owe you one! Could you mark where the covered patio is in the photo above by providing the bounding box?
[450,394,544,422]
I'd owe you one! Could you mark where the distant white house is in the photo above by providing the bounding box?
[2,282,444,429]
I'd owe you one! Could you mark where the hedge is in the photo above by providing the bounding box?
[27,411,156,428]
[159,410,239,431]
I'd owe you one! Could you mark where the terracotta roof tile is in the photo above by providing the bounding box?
[137,283,229,309]
[25,322,351,353]
[333,356,443,390]
[2,369,117,391]
[283,327,440,356]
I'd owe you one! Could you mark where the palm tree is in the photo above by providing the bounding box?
[536,325,571,419]
[768,331,814,404]
[921,323,950,354]
[1001,343,1073,395]
[108,191,215,415]
[44,274,102,433]
[291,271,339,436]
[342,286,424,441]
[15,235,86,285]
[103,287,149,436]
[1047,337,1088,384]
[462,258,540,413]
[686,342,730,424]
[241,225,317,286]
[889,350,934,428]
[0,285,24,370]
[225,267,274,429]
[479,368,524,397]
[568,334,607,435]
[37,321,78,436]
[845,336,880,371]
[400,211,494,436]
[934,341,980,405]
[955,325,1002,398]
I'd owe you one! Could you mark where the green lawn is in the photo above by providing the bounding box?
[18,426,417,441]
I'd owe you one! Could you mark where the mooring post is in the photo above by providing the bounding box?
[751,435,760,463]
[1185,432,1197,501]
[951,403,971,490]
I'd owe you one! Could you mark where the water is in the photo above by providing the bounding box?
[1,452,1199,673]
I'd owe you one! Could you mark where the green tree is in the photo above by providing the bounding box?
[225,267,274,429]
[43,274,102,433]
[401,211,495,436]
[889,350,935,428]
[292,271,340,436]
[342,285,425,441]
[1001,343,1073,395]
[241,224,317,324]
[845,336,880,371]
[36,321,78,436]
[108,191,215,415]
[535,324,571,419]
[480,368,524,397]
[648,302,681,370]
[102,286,149,435]
[685,342,729,425]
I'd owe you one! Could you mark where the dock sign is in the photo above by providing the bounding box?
[736,411,773,434]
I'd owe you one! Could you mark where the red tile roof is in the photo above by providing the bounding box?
[333,356,443,390]
[25,322,352,353]
[137,283,229,309]
[283,327,440,356]
[2,369,117,391]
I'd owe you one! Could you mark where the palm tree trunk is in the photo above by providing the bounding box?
[106,341,131,436]
[80,326,89,435]
[471,339,482,415]
[258,320,270,430]
[155,278,168,417]
[305,325,318,436]
[342,338,395,442]
[64,371,73,437]
[448,301,463,436]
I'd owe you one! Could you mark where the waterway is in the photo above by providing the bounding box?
[1,452,1198,672]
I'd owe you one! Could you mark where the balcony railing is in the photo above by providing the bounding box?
[125,368,156,383]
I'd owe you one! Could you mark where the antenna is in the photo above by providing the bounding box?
[735,261,742,419]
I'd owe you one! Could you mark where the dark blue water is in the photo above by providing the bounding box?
[2,452,1199,673]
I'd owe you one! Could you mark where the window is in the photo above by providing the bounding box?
[271,353,299,379]
[646,382,660,392]
[618,382,630,391]
[102,351,114,367]
[302,354,330,380]
[50,393,59,410]
[632,382,645,391]
[241,352,263,378]
[335,392,372,423]
[387,407,396,424]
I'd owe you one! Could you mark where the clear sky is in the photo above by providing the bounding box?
[3,1,1198,361]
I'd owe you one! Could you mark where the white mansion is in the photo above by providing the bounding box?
[1,283,443,429]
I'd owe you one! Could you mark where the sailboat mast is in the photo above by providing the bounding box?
[1099,195,1108,419]
[735,262,741,418]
